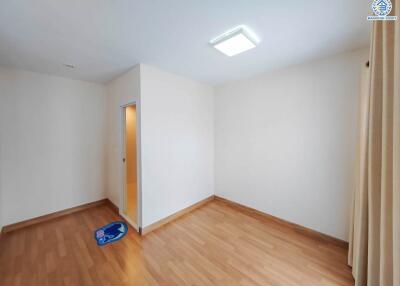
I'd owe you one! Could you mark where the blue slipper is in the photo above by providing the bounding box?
[94,221,128,246]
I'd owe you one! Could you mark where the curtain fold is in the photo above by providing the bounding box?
[348,1,400,285]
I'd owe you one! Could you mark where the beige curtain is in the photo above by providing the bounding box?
[348,1,400,286]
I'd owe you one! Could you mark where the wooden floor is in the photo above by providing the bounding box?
[0,200,355,286]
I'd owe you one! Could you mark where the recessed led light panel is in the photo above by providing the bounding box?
[210,26,259,57]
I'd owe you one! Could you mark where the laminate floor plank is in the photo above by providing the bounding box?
[0,200,354,286]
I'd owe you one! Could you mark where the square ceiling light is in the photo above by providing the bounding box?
[210,26,259,57]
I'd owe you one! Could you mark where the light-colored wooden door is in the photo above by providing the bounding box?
[124,105,138,224]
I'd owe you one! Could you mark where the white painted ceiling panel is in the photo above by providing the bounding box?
[0,0,371,84]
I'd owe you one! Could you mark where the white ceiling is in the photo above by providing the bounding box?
[0,0,371,85]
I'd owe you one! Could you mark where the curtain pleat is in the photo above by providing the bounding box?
[348,61,370,286]
[393,1,400,284]
[348,1,400,285]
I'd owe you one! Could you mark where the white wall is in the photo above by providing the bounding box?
[215,49,369,240]
[105,65,142,218]
[0,49,365,239]
[0,68,107,226]
[106,65,215,228]
[139,65,214,227]
[0,76,4,230]
[0,71,6,231]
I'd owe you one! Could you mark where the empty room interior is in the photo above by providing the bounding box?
[0,1,399,286]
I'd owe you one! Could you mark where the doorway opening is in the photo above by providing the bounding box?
[121,104,139,231]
